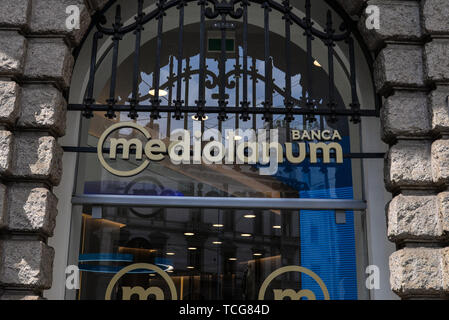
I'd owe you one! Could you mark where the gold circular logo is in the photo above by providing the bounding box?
[258,266,330,300]
[105,263,178,300]
[97,122,151,177]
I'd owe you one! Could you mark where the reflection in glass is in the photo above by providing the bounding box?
[75,206,365,300]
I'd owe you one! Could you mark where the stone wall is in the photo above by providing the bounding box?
[0,0,447,299]
[354,0,449,299]
[0,0,90,300]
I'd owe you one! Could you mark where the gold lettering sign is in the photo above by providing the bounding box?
[97,122,344,177]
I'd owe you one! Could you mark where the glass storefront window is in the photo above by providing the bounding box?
[73,6,364,202]
[71,205,368,300]
[76,112,362,200]
[65,0,377,301]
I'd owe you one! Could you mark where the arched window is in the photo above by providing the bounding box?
[60,0,385,301]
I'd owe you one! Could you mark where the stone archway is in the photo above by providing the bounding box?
[0,0,447,300]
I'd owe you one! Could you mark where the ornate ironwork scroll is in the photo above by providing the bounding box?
[71,0,378,124]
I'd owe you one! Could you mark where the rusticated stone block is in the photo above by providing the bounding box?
[0,184,6,228]
[390,247,449,298]
[18,85,67,136]
[381,91,430,141]
[0,240,54,290]
[424,39,449,83]
[30,0,91,46]
[0,80,20,126]
[359,1,422,51]
[24,38,74,88]
[0,130,14,176]
[385,140,433,190]
[374,45,424,95]
[429,85,449,134]
[11,133,63,186]
[0,31,26,76]
[438,192,449,233]
[388,194,443,242]
[6,184,58,236]
[422,0,449,35]
[0,0,30,29]
[432,139,449,184]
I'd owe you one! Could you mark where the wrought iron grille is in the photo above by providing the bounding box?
[69,0,379,124]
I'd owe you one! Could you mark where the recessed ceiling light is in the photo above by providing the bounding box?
[213,224,224,228]
[184,232,195,236]
[188,247,197,250]
[149,89,168,97]
[187,266,195,269]
[313,60,322,67]
[273,225,281,229]
[166,252,175,256]
[244,214,256,219]
[241,233,252,237]
[229,258,237,261]
[213,241,222,245]
[253,253,263,256]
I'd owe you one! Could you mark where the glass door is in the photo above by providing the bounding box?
[68,203,368,300]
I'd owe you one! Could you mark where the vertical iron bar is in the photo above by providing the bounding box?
[106,5,123,119]
[283,0,293,123]
[129,0,144,120]
[184,57,191,129]
[167,55,174,138]
[235,48,240,124]
[348,37,360,123]
[151,0,166,120]
[252,57,257,130]
[262,1,272,122]
[83,31,103,119]
[218,14,228,121]
[304,0,315,123]
[174,1,185,120]
[240,0,250,121]
[196,0,207,121]
[326,10,337,123]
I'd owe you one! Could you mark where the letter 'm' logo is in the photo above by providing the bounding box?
[97,122,151,177]
[121,286,164,300]
[258,266,330,300]
[105,263,177,300]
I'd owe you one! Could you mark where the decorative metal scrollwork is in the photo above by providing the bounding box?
[72,0,378,124]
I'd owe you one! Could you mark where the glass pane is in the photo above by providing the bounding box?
[74,5,364,201]
[72,205,368,300]
[75,113,362,200]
